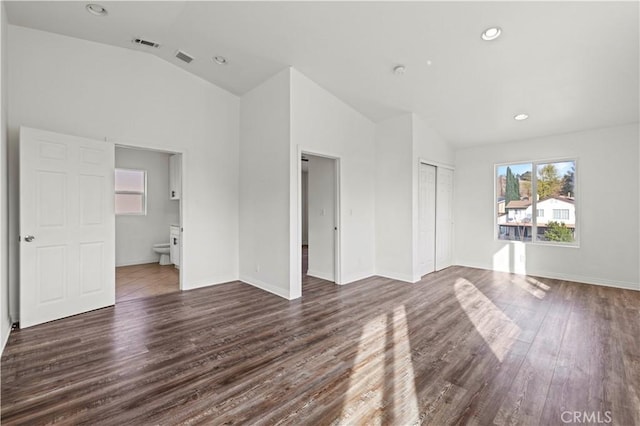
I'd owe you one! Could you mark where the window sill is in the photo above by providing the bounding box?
[496,239,580,249]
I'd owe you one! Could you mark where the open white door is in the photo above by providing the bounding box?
[20,127,115,328]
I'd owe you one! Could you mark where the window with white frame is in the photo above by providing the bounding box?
[496,160,576,244]
[115,169,146,215]
[553,209,570,220]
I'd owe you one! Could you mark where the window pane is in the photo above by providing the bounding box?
[496,163,533,241]
[536,161,575,243]
[115,193,144,215]
[115,169,145,192]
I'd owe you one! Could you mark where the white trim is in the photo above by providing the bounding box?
[418,158,455,170]
[456,261,639,292]
[530,269,639,292]
[181,276,237,291]
[295,146,342,295]
[306,270,334,282]
[375,270,418,284]
[240,275,291,299]
[494,157,579,246]
[113,139,186,292]
[338,271,374,285]
[1,322,11,355]
[115,259,159,267]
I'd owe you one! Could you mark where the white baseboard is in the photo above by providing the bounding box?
[526,269,639,291]
[181,275,239,291]
[375,269,417,284]
[1,321,12,355]
[116,258,159,267]
[456,261,639,292]
[239,275,291,300]
[340,271,375,285]
[307,269,334,282]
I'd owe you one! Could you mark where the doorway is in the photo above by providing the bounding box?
[114,146,182,302]
[300,153,340,286]
[418,162,454,277]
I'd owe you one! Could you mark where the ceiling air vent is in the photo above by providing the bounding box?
[175,50,194,64]
[132,38,160,49]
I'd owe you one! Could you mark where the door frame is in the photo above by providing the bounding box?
[294,146,342,297]
[113,139,186,291]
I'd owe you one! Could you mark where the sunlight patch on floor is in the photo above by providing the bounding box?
[391,305,420,422]
[510,276,550,299]
[339,313,387,424]
[339,306,420,424]
[454,278,521,362]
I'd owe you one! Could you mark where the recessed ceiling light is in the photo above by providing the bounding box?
[393,65,406,75]
[481,27,501,41]
[514,113,529,121]
[213,56,228,65]
[86,3,108,16]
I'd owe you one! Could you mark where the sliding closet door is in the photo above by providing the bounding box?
[418,164,437,276]
[435,167,454,271]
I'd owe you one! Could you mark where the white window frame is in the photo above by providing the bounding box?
[495,158,579,247]
[115,168,147,216]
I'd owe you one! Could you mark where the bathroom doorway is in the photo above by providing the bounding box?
[114,146,183,302]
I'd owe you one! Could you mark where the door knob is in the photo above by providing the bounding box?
[24,235,35,242]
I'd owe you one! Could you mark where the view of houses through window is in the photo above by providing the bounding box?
[496,160,576,243]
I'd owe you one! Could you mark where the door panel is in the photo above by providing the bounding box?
[436,168,454,271]
[20,127,115,328]
[37,245,66,303]
[418,164,437,276]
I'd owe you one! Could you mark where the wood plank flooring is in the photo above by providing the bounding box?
[116,263,179,303]
[2,267,639,425]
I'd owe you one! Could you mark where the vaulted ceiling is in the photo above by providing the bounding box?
[5,1,639,146]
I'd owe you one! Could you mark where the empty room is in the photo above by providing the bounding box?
[0,2,638,425]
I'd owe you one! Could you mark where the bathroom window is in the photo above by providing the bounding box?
[115,169,147,215]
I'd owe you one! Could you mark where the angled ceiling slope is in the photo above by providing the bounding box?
[5,1,639,146]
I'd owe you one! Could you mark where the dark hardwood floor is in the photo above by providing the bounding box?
[116,263,180,303]
[2,267,639,425]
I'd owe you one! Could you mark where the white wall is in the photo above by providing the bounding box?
[307,155,335,281]
[454,124,639,290]
[374,114,414,281]
[0,2,11,352]
[373,113,455,283]
[115,147,180,267]
[291,68,376,290]
[239,68,292,299]
[411,114,455,280]
[7,26,240,320]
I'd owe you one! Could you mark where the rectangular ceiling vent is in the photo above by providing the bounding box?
[132,38,160,49]
[175,50,194,64]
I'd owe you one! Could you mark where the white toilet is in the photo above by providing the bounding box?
[153,243,171,265]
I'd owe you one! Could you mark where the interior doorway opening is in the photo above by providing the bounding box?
[114,145,183,302]
[300,152,340,286]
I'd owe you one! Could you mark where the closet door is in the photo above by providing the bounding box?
[418,164,437,276]
[435,167,454,271]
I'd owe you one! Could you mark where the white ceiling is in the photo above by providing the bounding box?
[5,1,639,146]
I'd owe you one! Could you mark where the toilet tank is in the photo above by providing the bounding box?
[170,225,180,268]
